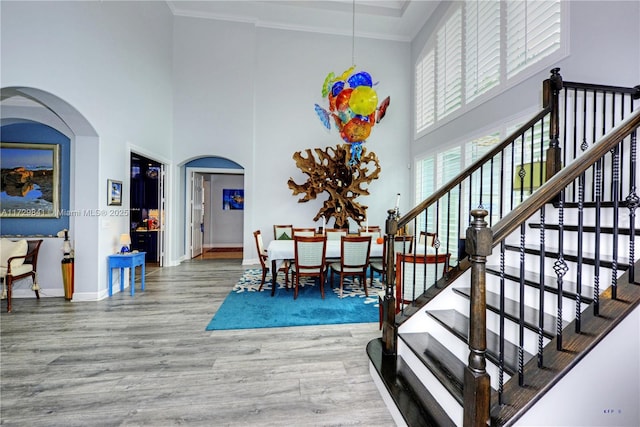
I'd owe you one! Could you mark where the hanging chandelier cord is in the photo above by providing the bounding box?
[352,0,355,66]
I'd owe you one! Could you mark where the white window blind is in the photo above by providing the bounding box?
[465,0,501,102]
[415,0,563,133]
[436,7,463,119]
[415,156,436,235]
[465,133,502,225]
[416,50,435,131]
[436,147,462,254]
[506,0,562,78]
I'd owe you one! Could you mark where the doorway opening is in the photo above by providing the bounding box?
[130,152,166,266]
[185,165,244,260]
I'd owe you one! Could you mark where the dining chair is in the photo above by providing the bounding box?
[324,228,348,241]
[253,230,289,291]
[329,235,372,297]
[273,224,293,240]
[290,235,327,299]
[323,227,349,269]
[292,227,316,237]
[369,235,413,285]
[358,227,381,239]
[418,231,437,247]
[377,252,450,329]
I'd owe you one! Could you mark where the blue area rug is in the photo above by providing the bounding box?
[206,269,383,330]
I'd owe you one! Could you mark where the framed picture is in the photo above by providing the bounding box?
[108,179,123,206]
[0,142,60,218]
[222,189,244,210]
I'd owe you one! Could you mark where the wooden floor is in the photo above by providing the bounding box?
[0,259,395,426]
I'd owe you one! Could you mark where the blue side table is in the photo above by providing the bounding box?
[107,252,146,296]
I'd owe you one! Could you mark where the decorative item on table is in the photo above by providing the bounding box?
[119,233,131,254]
[57,229,74,300]
[314,67,390,166]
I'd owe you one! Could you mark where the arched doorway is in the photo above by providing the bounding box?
[182,157,244,260]
[1,87,103,299]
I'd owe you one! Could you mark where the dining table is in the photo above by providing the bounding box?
[265,238,436,296]
[265,239,382,296]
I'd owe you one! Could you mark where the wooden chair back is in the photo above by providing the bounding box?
[292,227,316,237]
[395,252,450,309]
[273,224,293,240]
[325,228,348,241]
[418,231,437,247]
[339,235,372,271]
[253,230,268,268]
[358,226,381,239]
[292,235,327,299]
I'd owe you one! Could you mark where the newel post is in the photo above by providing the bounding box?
[382,208,399,355]
[545,67,564,181]
[463,209,492,427]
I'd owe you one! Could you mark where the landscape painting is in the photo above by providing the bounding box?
[0,142,60,218]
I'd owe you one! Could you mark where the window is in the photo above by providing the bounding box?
[465,133,502,226]
[415,155,436,237]
[414,113,549,246]
[436,7,463,120]
[465,0,501,103]
[506,0,562,78]
[415,51,435,130]
[415,0,563,133]
[437,147,462,255]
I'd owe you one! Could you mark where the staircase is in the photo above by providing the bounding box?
[368,69,640,426]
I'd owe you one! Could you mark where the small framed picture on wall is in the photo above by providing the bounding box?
[222,189,244,210]
[108,179,123,206]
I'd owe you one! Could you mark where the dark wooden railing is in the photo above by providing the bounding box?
[381,69,640,426]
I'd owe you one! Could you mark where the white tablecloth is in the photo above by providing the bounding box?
[267,240,383,270]
[266,239,435,270]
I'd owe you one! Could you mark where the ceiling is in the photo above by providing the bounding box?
[166,0,439,42]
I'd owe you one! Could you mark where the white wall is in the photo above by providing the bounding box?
[515,306,640,427]
[207,174,244,247]
[1,1,173,298]
[172,17,412,264]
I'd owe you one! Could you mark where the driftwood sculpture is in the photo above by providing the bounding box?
[287,144,381,229]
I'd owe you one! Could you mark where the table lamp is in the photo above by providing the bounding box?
[120,233,131,254]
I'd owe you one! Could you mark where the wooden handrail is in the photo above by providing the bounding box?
[492,108,640,244]
[398,107,552,229]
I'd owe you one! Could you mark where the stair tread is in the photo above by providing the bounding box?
[453,287,569,338]
[504,243,631,268]
[367,339,454,427]
[486,264,595,304]
[529,223,640,235]
[400,332,466,405]
[426,309,534,376]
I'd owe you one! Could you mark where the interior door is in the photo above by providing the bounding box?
[158,164,166,266]
[190,172,204,258]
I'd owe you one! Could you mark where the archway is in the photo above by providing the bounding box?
[1,87,103,300]
[181,156,244,261]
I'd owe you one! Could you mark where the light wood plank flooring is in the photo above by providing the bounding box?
[1,259,395,426]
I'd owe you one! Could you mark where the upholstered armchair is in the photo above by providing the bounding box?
[1,239,43,312]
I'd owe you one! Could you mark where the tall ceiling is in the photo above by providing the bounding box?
[166,0,439,42]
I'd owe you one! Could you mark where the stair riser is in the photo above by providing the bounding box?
[397,341,464,426]
[484,308,553,356]
[421,313,514,391]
